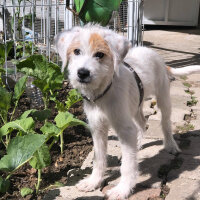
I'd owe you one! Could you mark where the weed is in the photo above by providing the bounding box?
[187,96,198,107]
[176,123,194,133]
[183,82,192,88]
[180,75,188,80]
[184,89,194,95]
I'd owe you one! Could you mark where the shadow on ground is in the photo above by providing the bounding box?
[44,130,200,200]
[104,130,200,197]
[143,41,200,68]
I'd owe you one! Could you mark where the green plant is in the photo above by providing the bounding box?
[73,0,123,26]
[29,144,51,193]
[55,88,83,112]
[176,123,195,133]
[0,67,5,87]
[15,41,38,58]
[0,53,87,195]
[0,134,46,193]
[180,75,188,80]
[183,82,192,88]
[17,55,64,109]
[184,88,194,95]
[187,96,198,107]
[0,75,27,145]
[0,41,14,67]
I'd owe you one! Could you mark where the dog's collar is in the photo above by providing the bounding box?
[82,81,112,103]
[123,61,144,106]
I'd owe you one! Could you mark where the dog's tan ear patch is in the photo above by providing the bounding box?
[89,33,112,57]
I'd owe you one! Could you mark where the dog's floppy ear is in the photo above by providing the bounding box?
[104,31,131,75]
[54,27,81,72]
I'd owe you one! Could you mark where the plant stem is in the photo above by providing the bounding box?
[10,102,18,122]
[48,138,57,150]
[0,113,6,124]
[36,169,42,194]
[60,131,64,154]
[6,173,12,180]
[42,96,48,110]
[1,139,7,148]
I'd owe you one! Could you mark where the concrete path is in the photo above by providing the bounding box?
[44,28,200,200]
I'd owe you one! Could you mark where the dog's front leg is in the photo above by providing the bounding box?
[106,119,138,200]
[76,107,109,192]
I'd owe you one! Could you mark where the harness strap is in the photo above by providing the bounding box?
[82,81,112,103]
[123,61,144,106]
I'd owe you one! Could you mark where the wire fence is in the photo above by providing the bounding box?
[0,0,144,82]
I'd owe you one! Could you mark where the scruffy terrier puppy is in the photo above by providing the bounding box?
[55,24,200,200]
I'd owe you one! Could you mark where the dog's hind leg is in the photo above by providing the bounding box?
[134,106,146,149]
[135,105,146,131]
[76,109,109,192]
[156,80,181,154]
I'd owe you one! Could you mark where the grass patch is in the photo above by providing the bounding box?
[184,89,195,95]
[187,96,198,107]
[183,82,192,88]
[180,75,188,80]
[176,123,194,133]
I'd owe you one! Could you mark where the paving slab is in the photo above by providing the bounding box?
[102,186,161,200]
[144,120,163,139]
[170,86,191,98]
[168,136,200,182]
[166,178,200,200]
[148,107,190,123]
[186,74,200,82]
[45,28,200,200]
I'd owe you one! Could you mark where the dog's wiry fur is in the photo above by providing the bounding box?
[55,24,200,200]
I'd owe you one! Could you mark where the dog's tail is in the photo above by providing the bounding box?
[167,65,200,76]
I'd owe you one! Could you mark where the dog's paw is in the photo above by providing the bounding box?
[165,140,181,155]
[76,177,101,192]
[105,184,131,200]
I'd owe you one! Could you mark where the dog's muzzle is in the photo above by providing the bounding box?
[77,68,91,83]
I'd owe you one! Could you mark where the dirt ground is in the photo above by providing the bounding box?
[0,82,93,200]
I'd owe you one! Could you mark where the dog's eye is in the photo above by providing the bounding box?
[94,52,104,59]
[74,49,81,55]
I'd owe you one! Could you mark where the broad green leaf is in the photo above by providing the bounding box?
[13,75,28,101]
[0,67,5,73]
[17,55,64,94]
[0,134,46,172]
[19,109,51,121]
[65,89,83,109]
[19,109,37,119]
[20,187,34,197]
[75,0,123,26]
[0,86,11,113]
[47,181,65,189]
[55,100,66,112]
[40,122,60,137]
[55,111,87,130]
[31,109,51,121]
[53,181,65,187]
[0,177,10,193]
[29,144,51,170]
[0,41,14,62]
[0,117,35,137]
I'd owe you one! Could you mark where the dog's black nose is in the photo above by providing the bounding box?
[77,68,90,80]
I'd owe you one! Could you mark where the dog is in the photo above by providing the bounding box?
[55,24,200,200]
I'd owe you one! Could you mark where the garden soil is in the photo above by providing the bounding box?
[0,81,93,200]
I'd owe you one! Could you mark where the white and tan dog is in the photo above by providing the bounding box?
[55,24,200,200]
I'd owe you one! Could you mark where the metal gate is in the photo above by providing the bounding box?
[0,0,143,81]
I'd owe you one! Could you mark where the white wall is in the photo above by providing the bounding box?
[143,0,200,26]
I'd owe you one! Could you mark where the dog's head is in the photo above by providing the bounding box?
[55,25,131,93]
